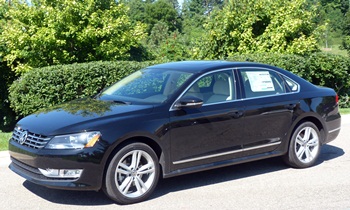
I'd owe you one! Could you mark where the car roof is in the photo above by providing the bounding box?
[148,61,316,91]
[148,61,279,74]
[148,61,236,72]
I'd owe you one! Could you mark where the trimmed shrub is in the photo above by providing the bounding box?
[9,61,157,116]
[305,53,350,96]
[228,54,309,78]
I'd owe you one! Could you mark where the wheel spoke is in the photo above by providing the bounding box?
[137,163,154,175]
[296,135,304,145]
[131,151,142,169]
[304,127,311,141]
[117,168,131,175]
[307,138,318,147]
[135,176,148,193]
[296,146,306,159]
[119,176,133,194]
[305,147,313,161]
[117,163,131,175]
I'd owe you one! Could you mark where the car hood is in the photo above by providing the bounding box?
[16,98,154,136]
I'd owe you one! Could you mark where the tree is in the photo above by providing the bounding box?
[342,10,350,54]
[125,0,181,34]
[0,0,148,74]
[309,0,349,48]
[195,0,322,59]
[182,0,224,35]
[0,2,16,131]
[145,0,181,33]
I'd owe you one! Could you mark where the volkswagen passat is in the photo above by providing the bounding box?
[9,61,341,204]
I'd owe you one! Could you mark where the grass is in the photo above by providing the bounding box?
[0,132,11,151]
[340,108,350,115]
[321,45,348,57]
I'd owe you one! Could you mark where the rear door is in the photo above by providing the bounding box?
[238,67,299,155]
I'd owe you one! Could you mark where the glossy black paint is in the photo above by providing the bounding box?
[9,61,341,191]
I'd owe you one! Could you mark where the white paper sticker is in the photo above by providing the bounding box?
[246,71,275,92]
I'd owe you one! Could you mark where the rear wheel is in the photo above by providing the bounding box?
[284,122,321,168]
[104,143,160,204]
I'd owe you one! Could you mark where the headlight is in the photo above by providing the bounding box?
[46,131,101,149]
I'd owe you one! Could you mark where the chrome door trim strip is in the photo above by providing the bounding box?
[173,141,281,165]
[243,141,281,152]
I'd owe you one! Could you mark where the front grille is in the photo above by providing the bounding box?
[11,127,50,149]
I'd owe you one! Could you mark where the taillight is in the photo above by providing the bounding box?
[336,94,339,104]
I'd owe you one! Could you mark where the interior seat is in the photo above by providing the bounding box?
[206,80,230,103]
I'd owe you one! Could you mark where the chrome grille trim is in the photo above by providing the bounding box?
[11,127,50,149]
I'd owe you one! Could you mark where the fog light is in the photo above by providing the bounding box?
[39,168,83,178]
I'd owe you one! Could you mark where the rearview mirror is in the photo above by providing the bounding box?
[174,96,203,109]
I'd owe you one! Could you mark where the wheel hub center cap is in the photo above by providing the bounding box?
[131,170,137,177]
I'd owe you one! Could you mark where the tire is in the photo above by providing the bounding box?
[103,143,160,205]
[284,122,321,168]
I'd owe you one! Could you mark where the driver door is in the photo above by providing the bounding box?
[169,69,245,171]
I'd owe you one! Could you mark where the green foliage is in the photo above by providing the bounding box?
[306,53,350,95]
[148,21,170,47]
[9,61,158,116]
[0,0,148,74]
[157,32,190,61]
[146,0,181,33]
[0,3,17,131]
[0,62,17,132]
[228,53,309,78]
[0,132,12,151]
[181,0,225,59]
[196,0,322,59]
[9,53,350,118]
[342,10,350,54]
[125,0,181,34]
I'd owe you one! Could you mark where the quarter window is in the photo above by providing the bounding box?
[283,76,299,92]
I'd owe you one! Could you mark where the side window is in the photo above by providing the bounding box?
[240,69,286,98]
[182,70,235,104]
[283,76,299,92]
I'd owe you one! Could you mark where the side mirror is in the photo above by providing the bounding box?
[174,96,203,109]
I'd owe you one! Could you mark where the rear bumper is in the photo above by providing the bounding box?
[324,113,341,144]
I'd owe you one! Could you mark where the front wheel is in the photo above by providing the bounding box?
[284,122,321,168]
[103,143,160,205]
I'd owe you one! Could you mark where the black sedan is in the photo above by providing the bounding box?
[8,61,341,204]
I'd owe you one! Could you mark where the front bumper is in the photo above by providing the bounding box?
[8,140,106,191]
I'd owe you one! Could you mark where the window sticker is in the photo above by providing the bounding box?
[246,71,275,92]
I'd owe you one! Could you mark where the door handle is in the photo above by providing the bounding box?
[229,110,244,119]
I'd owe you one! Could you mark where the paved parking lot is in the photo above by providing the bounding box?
[1,115,349,210]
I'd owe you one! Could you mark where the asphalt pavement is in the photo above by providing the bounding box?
[1,115,350,210]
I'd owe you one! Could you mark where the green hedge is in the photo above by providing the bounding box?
[9,61,157,116]
[9,53,350,117]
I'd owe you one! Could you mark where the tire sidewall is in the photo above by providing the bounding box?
[287,121,321,168]
[104,143,160,205]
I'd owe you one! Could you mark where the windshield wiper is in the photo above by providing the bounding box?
[112,100,131,105]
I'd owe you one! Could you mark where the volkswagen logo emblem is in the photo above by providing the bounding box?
[19,131,28,145]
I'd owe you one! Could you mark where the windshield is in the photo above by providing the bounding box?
[100,68,193,104]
